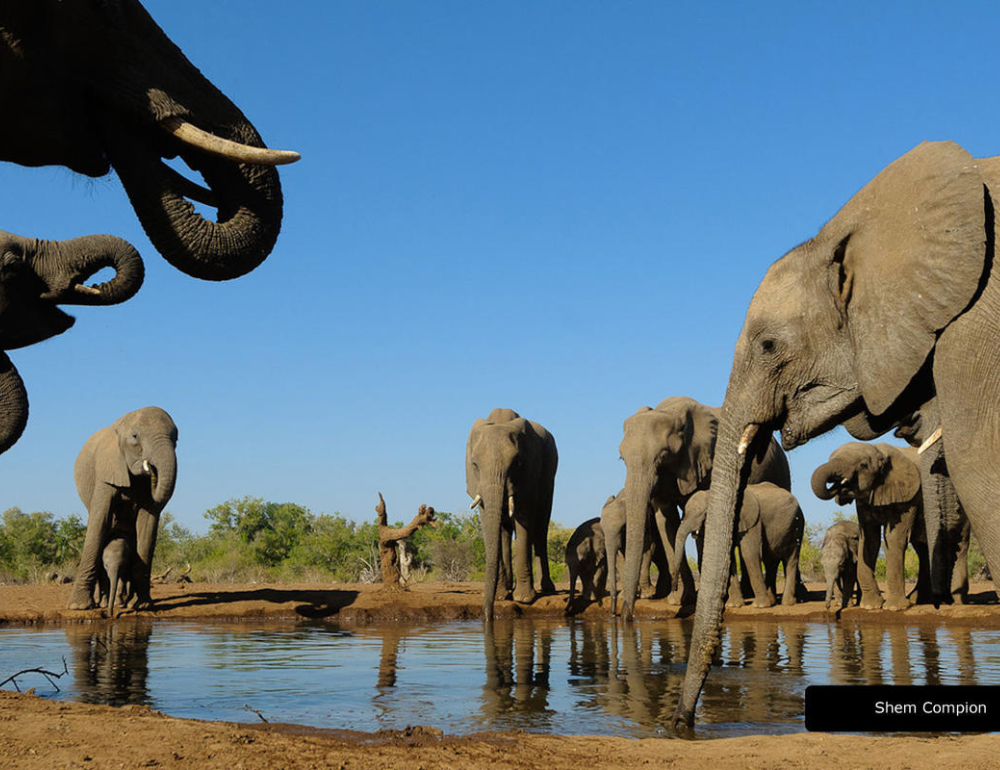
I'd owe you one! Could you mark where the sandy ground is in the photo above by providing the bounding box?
[1,581,999,769]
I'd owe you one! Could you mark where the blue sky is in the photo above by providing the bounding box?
[1,1,997,536]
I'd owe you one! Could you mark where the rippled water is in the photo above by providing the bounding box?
[3,618,1000,738]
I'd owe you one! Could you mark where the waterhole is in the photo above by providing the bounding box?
[3,618,999,738]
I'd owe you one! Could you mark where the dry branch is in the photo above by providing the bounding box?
[375,492,437,590]
[1,658,69,693]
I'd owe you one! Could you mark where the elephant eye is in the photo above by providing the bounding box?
[760,339,776,354]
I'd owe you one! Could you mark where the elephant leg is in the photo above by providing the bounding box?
[951,517,971,604]
[739,533,773,608]
[911,536,932,605]
[604,524,622,615]
[567,563,577,605]
[68,486,116,610]
[594,561,608,601]
[638,521,656,599]
[726,547,744,608]
[512,517,536,604]
[655,506,693,605]
[499,520,513,600]
[882,516,913,611]
[781,549,800,606]
[132,507,160,609]
[856,514,884,609]
[534,528,556,595]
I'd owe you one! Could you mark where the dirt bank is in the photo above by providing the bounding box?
[2,580,998,626]
[2,581,998,769]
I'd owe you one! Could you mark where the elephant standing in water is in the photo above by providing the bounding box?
[675,482,804,608]
[619,397,790,612]
[812,443,930,610]
[69,407,178,611]
[0,0,299,281]
[676,141,1000,727]
[466,409,557,618]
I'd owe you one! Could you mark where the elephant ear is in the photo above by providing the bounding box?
[872,444,921,506]
[676,403,718,497]
[736,486,762,536]
[94,427,130,488]
[465,418,486,497]
[822,141,987,416]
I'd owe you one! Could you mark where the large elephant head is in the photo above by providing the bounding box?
[0,229,143,454]
[107,406,179,508]
[674,141,990,727]
[618,397,717,610]
[811,443,921,509]
[0,0,299,280]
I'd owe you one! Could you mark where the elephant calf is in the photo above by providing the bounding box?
[97,534,134,618]
[600,490,666,615]
[565,518,609,608]
[677,482,805,608]
[821,520,860,610]
[812,442,930,610]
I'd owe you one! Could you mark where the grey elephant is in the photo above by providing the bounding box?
[69,407,178,611]
[466,408,557,618]
[565,517,608,608]
[600,489,666,615]
[97,535,134,618]
[675,482,804,608]
[0,0,299,280]
[676,141,1000,727]
[619,396,791,612]
[811,443,930,610]
[0,232,144,455]
[821,520,859,610]
[893,397,972,604]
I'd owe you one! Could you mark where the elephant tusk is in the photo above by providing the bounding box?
[508,495,515,519]
[73,284,103,297]
[143,460,151,473]
[918,426,943,455]
[737,424,759,456]
[160,117,301,166]
[469,494,482,510]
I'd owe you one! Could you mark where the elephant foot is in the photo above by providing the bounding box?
[859,594,884,610]
[540,579,556,594]
[883,596,911,611]
[663,589,686,606]
[725,596,744,609]
[513,587,537,604]
[951,592,966,606]
[67,591,97,611]
[751,596,776,609]
[781,592,798,606]
[639,584,656,600]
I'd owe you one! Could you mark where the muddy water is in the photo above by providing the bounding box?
[3,618,1000,738]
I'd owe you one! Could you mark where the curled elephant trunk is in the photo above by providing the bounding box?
[0,354,28,456]
[36,234,144,306]
[147,439,177,507]
[811,463,840,501]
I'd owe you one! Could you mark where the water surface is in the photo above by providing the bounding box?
[3,618,999,738]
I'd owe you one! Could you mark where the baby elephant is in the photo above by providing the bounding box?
[821,520,860,610]
[565,518,608,608]
[97,534,134,618]
[677,482,804,608]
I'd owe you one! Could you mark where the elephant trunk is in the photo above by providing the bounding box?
[620,472,656,620]
[671,518,698,595]
[34,234,144,306]
[672,405,752,729]
[811,462,841,501]
[0,354,28,456]
[480,478,506,620]
[147,438,177,507]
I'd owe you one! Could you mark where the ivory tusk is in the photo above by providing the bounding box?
[143,460,151,473]
[737,424,759,456]
[469,494,482,510]
[508,495,515,519]
[918,426,943,455]
[73,284,103,296]
[160,116,301,166]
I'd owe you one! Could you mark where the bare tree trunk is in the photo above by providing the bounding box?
[375,492,437,590]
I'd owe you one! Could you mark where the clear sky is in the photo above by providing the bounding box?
[1,1,997,536]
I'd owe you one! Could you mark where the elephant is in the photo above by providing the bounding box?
[69,407,178,611]
[565,517,608,607]
[0,231,144,454]
[811,443,930,610]
[619,396,790,612]
[0,0,299,281]
[893,397,972,604]
[675,140,1000,727]
[98,534,134,618]
[466,408,557,618]
[674,482,804,608]
[821,520,859,610]
[600,489,666,614]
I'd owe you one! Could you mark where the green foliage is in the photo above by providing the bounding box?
[547,521,574,565]
[0,507,86,582]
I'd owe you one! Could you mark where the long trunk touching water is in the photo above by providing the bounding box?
[620,473,657,620]
[672,408,751,728]
[480,480,506,620]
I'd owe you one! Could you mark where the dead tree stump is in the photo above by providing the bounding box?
[376,492,437,590]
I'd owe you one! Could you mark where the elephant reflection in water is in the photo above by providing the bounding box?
[65,622,151,706]
[481,619,556,724]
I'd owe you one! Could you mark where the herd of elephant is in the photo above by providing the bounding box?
[467,399,974,625]
[5,0,1000,733]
